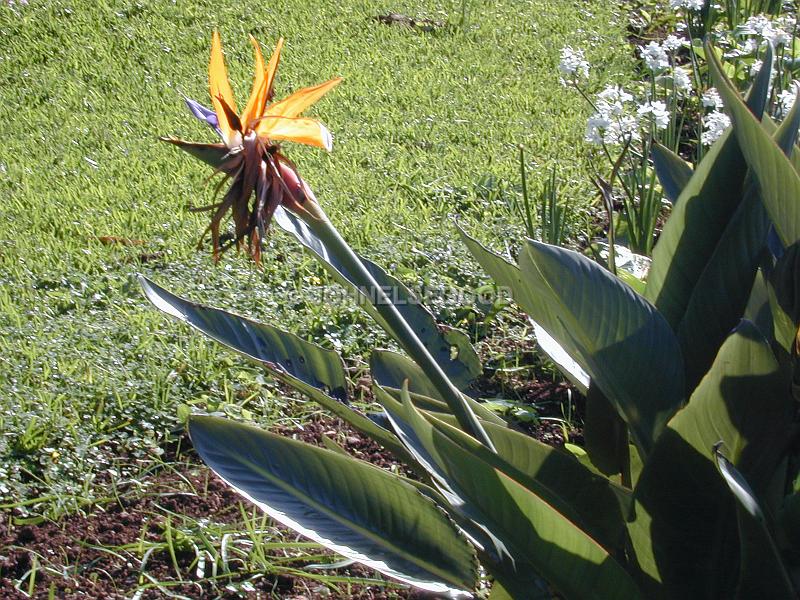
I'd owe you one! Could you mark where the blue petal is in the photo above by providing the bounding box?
[184,96,217,125]
[182,94,223,138]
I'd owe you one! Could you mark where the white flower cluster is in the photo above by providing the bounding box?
[702,112,731,146]
[568,3,800,179]
[700,89,729,146]
[640,41,670,72]
[669,0,705,10]
[586,85,641,145]
[662,35,684,52]
[558,46,590,82]
[566,7,800,154]
[701,88,723,110]
[671,66,693,95]
[638,101,671,130]
[778,82,800,117]
[741,14,794,47]
[640,36,692,94]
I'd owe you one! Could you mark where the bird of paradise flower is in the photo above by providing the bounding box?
[150,32,494,466]
[162,31,341,262]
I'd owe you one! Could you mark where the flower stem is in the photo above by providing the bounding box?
[300,207,496,451]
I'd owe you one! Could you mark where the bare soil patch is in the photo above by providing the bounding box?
[0,418,422,599]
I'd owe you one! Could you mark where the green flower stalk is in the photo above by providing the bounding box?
[163,32,494,449]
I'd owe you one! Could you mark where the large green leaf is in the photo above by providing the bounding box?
[530,320,590,394]
[140,277,412,461]
[645,44,772,308]
[274,207,481,391]
[744,266,774,345]
[707,42,800,247]
[628,321,792,598]
[645,127,747,325]
[370,349,441,400]
[672,174,770,389]
[460,231,617,471]
[583,383,630,479]
[189,416,478,595]
[461,230,684,455]
[488,581,514,600]
[651,142,692,204]
[769,242,800,353]
[371,353,507,426]
[396,389,632,550]
[140,276,347,400]
[434,410,632,555]
[644,46,787,392]
[714,448,795,599]
[677,83,800,385]
[518,241,684,454]
[378,387,642,599]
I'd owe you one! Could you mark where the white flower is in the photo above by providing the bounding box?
[638,100,671,130]
[584,85,644,145]
[640,41,670,72]
[743,15,771,36]
[604,116,641,145]
[669,0,705,10]
[585,114,610,144]
[702,111,731,145]
[597,85,634,105]
[558,46,590,81]
[743,14,792,47]
[778,82,800,117]
[701,88,724,109]
[585,85,644,145]
[672,66,693,95]
[769,28,792,47]
[662,35,684,53]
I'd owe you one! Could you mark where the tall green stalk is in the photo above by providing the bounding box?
[300,205,496,451]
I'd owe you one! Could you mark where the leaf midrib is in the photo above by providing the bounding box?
[216,440,471,588]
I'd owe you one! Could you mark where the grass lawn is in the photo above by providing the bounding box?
[0,0,636,594]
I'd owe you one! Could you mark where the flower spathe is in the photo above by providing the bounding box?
[163,31,341,262]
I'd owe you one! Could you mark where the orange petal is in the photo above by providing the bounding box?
[255,116,333,151]
[240,35,267,129]
[265,77,342,119]
[216,94,243,137]
[264,38,284,103]
[209,30,238,145]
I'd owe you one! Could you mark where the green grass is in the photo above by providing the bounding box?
[0,0,634,522]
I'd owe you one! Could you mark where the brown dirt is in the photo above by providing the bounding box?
[0,417,423,599]
[372,14,444,32]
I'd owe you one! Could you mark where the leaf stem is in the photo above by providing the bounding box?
[300,208,496,451]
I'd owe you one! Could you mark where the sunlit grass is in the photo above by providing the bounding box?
[0,0,634,515]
